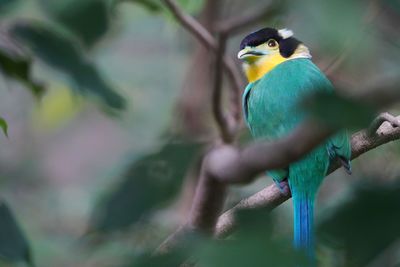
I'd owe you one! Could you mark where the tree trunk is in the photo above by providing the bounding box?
[174,0,221,138]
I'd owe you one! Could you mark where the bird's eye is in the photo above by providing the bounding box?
[267,39,277,48]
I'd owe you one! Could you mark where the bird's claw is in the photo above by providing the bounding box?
[274,179,291,197]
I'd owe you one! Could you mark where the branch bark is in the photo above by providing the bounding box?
[212,33,232,142]
[162,0,243,140]
[215,118,400,237]
[158,114,400,253]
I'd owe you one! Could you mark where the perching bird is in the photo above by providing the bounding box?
[238,28,351,261]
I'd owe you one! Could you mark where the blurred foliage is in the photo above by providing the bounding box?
[124,210,307,267]
[0,32,45,97]
[0,202,32,266]
[382,0,400,14]
[195,210,307,267]
[10,22,125,111]
[39,0,110,47]
[292,0,367,55]
[0,0,18,15]
[305,91,377,130]
[120,0,163,12]
[119,0,204,14]
[0,117,7,137]
[0,0,398,267]
[125,232,200,267]
[33,85,82,130]
[318,181,400,267]
[90,138,201,232]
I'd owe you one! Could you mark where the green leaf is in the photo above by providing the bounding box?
[0,0,18,15]
[89,138,201,232]
[0,32,45,97]
[10,21,125,110]
[195,210,307,267]
[318,182,400,267]
[0,201,33,266]
[120,0,204,14]
[39,0,109,47]
[123,211,306,267]
[305,91,377,129]
[0,117,7,137]
[121,0,163,12]
[123,231,203,267]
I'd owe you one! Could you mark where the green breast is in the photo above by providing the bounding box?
[244,58,333,140]
[243,58,337,188]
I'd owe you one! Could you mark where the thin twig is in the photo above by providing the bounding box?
[324,0,380,76]
[162,0,243,135]
[162,0,216,48]
[217,0,281,36]
[323,47,349,76]
[212,33,232,142]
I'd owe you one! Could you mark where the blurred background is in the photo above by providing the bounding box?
[0,0,399,266]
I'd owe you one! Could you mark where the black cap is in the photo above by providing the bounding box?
[239,27,302,58]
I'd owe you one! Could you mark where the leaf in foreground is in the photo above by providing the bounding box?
[0,117,7,137]
[90,138,201,232]
[318,181,400,267]
[39,0,109,47]
[0,201,33,266]
[0,31,45,97]
[305,91,376,129]
[10,21,125,110]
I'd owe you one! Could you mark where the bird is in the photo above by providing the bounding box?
[238,27,351,262]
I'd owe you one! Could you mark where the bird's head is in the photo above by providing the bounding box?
[238,28,311,82]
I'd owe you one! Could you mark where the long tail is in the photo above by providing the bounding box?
[293,193,315,259]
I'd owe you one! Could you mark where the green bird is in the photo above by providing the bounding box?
[238,28,351,260]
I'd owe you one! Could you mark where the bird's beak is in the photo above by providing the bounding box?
[237,47,269,60]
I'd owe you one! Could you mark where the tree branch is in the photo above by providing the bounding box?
[217,0,281,36]
[159,0,400,257]
[367,112,400,136]
[161,0,243,138]
[162,0,216,48]
[157,120,330,253]
[157,114,400,253]
[206,121,333,184]
[212,33,233,142]
[215,117,400,237]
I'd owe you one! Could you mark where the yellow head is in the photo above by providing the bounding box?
[238,28,311,83]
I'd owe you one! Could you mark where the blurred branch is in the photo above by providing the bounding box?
[215,115,400,237]
[217,0,279,36]
[206,121,332,184]
[324,48,348,77]
[324,1,379,77]
[158,112,400,253]
[367,112,400,136]
[157,120,332,253]
[212,33,233,142]
[161,0,216,49]
[162,0,243,141]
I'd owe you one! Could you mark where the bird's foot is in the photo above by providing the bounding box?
[274,179,291,197]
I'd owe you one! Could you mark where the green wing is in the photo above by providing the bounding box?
[242,58,351,178]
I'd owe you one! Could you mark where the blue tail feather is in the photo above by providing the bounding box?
[293,194,315,260]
